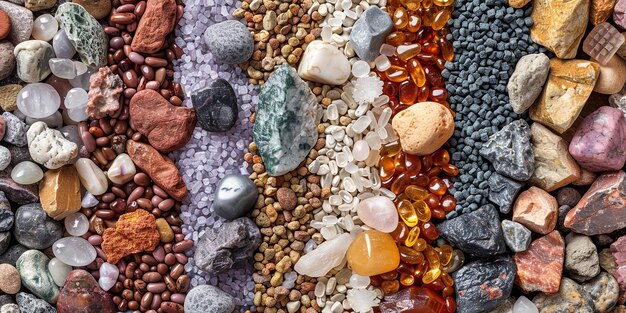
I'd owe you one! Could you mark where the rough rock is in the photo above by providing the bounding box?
[39,166,81,220]
[101,209,160,264]
[13,203,62,249]
[131,0,177,54]
[512,186,558,235]
[565,171,626,235]
[203,20,253,64]
[1,303,19,313]
[24,0,55,11]
[530,59,600,134]
[16,250,59,303]
[213,174,258,220]
[0,263,20,294]
[252,64,322,176]
[86,67,123,119]
[16,292,56,313]
[392,101,455,156]
[533,278,595,313]
[557,187,582,207]
[611,235,626,303]
[295,233,354,277]
[582,272,619,312]
[0,10,8,41]
[557,205,573,233]
[0,193,13,232]
[0,244,26,266]
[611,305,626,313]
[592,0,618,24]
[438,204,507,257]
[191,79,239,132]
[479,119,534,181]
[513,231,565,293]
[13,40,53,83]
[594,56,626,94]
[452,256,516,313]
[2,112,27,147]
[565,233,601,282]
[27,122,78,169]
[0,41,14,81]
[529,122,581,192]
[0,1,32,44]
[0,232,9,255]
[600,248,617,275]
[349,6,393,62]
[184,285,236,313]
[507,53,550,114]
[297,40,351,85]
[0,84,20,111]
[55,3,107,68]
[194,217,261,274]
[56,270,115,313]
[615,0,626,29]
[0,175,38,204]
[71,0,111,19]
[501,220,532,252]
[530,0,589,59]
[126,140,188,201]
[574,168,599,186]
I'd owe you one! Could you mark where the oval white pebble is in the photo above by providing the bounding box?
[351,60,370,78]
[32,14,58,42]
[64,212,90,236]
[11,161,44,185]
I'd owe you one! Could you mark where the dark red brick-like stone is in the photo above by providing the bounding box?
[130,0,177,53]
[57,270,116,313]
[513,230,564,293]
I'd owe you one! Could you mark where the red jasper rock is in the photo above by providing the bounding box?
[129,89,196,153]
[57,270,116,313]
[130,0,177,54]
[513,230,564,293]
[565,170,626,235]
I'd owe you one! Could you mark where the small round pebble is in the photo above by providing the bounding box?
[0,264,21,294]
[184,285,236,313]
[203,20,254,64]
[557,187,582,207]
[11,161,44,185]
[0,303,19,313]
[276,187,297,210]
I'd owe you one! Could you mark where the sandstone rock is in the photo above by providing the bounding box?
[86,67,123,119]
[502,220,532,252]
[71,0,111,19]
[298,40,351,85]
[583,272,620,312]
[479,119,534,181]
[126,140,188,201]
[533,278,595,313]
[507,53,550,114]
[488,172,523,214]
[565,171,626,235]
[131,0,177,54]
[0,84,20,111]
[513,231,565,293]
[0,1,32,44]
[565,233,601,282]
[513,186,558,235]
[530,59,600,134]
[56,270,115,313]
[509,0,530,7]
[0,41,14,81]
[14,40,53,83]
[39,166,81,220]
[392,101,455,156]
[0,264,20,294]
[530,0,589,59]
[600,248,617,275]
[594,56,626,94]
[27,122,78,169]
[101,209,160,264]
[592,0,618,24]
[56,3,107,68]
[129,89,196,153]
[529,123,580,192]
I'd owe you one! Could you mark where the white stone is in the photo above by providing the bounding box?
[69,66,96,90]
[52,236,97,267]
[107,153,136,184]
[48,257,72,287]
[11,161,43,185]
[49,58,77,80]
[64,212,89,236]
[294,233,353,277]
[1,303,19,313]
[513,296,538,313]
[13,40,54,83]
[75,158,108,195]
[352,140,370,162]
[99,262,119,291]
[27,122,78,169]
[352,60,370,78]
[349,274,370,288]
[0,146,10,171]
[64,88,88,109]
[81,192,99,208]
[52,30,76,59]
[16,83,61,119]
[67,107,88,122]
[356,196,398,233]
[298,40,351,85]
[31,14,58,42]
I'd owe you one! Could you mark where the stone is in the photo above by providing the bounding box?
[509,0,530,7]
[14,203,62,249]
[2,112,27,147]
[513,231,565,293]
[1,304,19,313]
[0,232,9,255]
[52,237,96,267]
[512,186,558,235]
[533,278,595,313]
[131,0,176,54]
[27,122,78,169]
[24,0,55,11]
[55,3,107,68]
[569,106,626,171]
[508,53,550,114]
[565,233,600,282]
[213,174,258,220]
[0,264,20,294]
[530,0,589,59]
[17,84,61,120]
[203,20,253,64]
[86,67,123,119]
[487,297,515,313]
[252,64,322,176]
[185,285,235,313]
[298,40,351,85]
[582,272,619,312]
[0,10,8,40]
[74,158,107,196]
[0,197,13,232]
[0,1,32,44]
[31,14,57,42]
[0,244,26,266]
[155,218,173,242]
[356,196,399,233]
[0,84,21,111]
[191,79,238,132]
[71,0,111,19]
[488,172,523,214]
[14,40,54,83]
[530,59,600,133]
[98,262,118,291]
[557,187,582,207]
[502,220,532,252]
[612,236,626,303]
[514,296,538,313]
[379,287,447,313]
[16,292,56,313]
[616,0,626,29]
[452,256,516,313]
[594,56,626,95]
[129,89,196,153]
[0,175,38,204]
[11,161,43,184]
[574,168,598,186]
[126,141,188,201]
[0,295,13,308]
[48,257,71,287]
[557,205,572,233]
[52,30,74,59]
[592,0,618,24]
[565,171,626,235]
[16,250,59,303]
[195,217,261,274]
[529,123,581,192]
[438,204,507,257]
[611,306,626,313]
[349,6,393,62]
[56,270,115,313]
[600,248,617,275]
[392,101,455,156]
[0,146,9,171]
[346,230,400,276]
[101,209,160,264]
[0,41,14,81]
[479,119,534,181]
[105,153,135,185]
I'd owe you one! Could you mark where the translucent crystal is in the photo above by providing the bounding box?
[347,288,380,313]
[74,61,88,76]
[67,107,89,122]
[350,274,371,288]
[81,192,99,208]
[52,237,97,266]
[49,58,77,80]
[294,233,353,277]
[352,140,370,161]
[69,66,96,90]
[64,212,89,236]
[583,22,625,66]
[48,257,72,287]
[32,14,58,42]
[514,296,538,313]
[375,54,391,71]
[11,161,44,185]
[352,60,371,78]
[352,76,384,104]
[65,88,88,109]
[322,26,333,42]
[53,30,76,59]
[16,83,61,119]
[99,262,119,291]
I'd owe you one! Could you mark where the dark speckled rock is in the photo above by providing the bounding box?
[480,119,535,181]
[16,292,56,313]
[533,278,594,313]
[191,79,238,132]
[203,20,253,65]
[0,244,27,266]
[488,172,523,214]
[213,174,258,220]
[13,203,62,249]
[57,270,115,313]
[582,272,619,313]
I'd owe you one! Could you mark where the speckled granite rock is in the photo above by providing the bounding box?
[203,20,253,64]
[184,285,235,313]
[16,292,57,313]
[55,3,107,68]
[0,1,32,44]
[533,278,594,313]
[582,272,619,312]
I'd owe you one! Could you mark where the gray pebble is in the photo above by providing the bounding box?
[184,285,235,313]
[349,6,392,62]
[2,113,28,147]
[0,41,15,81]
[204,20,253,65]
[213,174,258,220]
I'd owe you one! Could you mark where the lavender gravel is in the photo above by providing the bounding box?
[172,0,257,307]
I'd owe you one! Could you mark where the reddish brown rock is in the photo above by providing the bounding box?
[129,89,196,153]
[126,140,188,201]
[101,209,160,264]
[591,0,618,24]
[0,174,38,204]
[130,0,177,54]
[513,230,565,293]
[0,10,10,41]
[565,171,626,235]
[86,67,123,119]
[57,270,116,313]
[513,186,559,234]
[611,236,626,304]
[573,168,598,186]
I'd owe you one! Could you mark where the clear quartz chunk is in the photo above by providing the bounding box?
[99,262,119,291]
[351,60,370,78]
[16,83,61,119]
[349,274,371,288]
[53,29,76,59]
[32,14,58,41]
[67,107,89,122]
[48,257,72,287]
[69,66,96,90]
[514,296,538,313]
[81,192,99,208]
[65,88,88,109]
[52,237,97,266]
[49,58,77,80]
[64,212,89,236]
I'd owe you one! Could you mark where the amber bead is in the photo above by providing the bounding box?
[421,222,440,241]
[432,9,451,30]
[395,152,407,172]
[421,41,440,55]
[428,277,445,291]
[393,7,409,29]
[428,177,447,196]
[418,84,430,102]
[399,81,418,105]
[432,149,450,166]
[429,87,448,103]
[383,81,399,98]
[422,268,441,284]
[445,296,456,313]
[413,200,431,222]
[407,58,426,87]
[400,273,415,286]
[387,31,407,45]
[398,200,419,227]
[401,0,421,10]
[405,185,428,201]
[421,155,433,171]
[427,167,442,177]
[396,43,421,61]
[417,28,435,43]
[431,207,446,219]
[440,195,456,212]
[413,238,428,251]
[442,164,459,176]
[439,36,454,62]
[424,246,440,269]
[399,246,425,264]
[441,272,454,286]
[424,193,440,208]
[380,271,399,280]
[404,153,422,174]
[433,0,454,6]
[391,222,409,243]
[407,15,422,32]
[386,65,409,83]
[381,141,402,157]
[422,0,433,8]
[413,259,428,278]
[391,173,411,195]
[380,156,396,181]
[370,275,383,287]
[442,286,454,297]
[382,280,400,295]
[424,64,444,87]
[405,226,420,247]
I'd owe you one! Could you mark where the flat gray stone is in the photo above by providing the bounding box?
[13,203,62,249]
[488,172,523,214]
[565,233,600,282]
[16,292,56,313]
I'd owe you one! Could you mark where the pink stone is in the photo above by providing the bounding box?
[0,115,5,141]
[583,23,625,65]
[614,0,626,30]
[512,186,558,235]
[356,196,399,233]
[569,106,626,171]
[513,230,564,293]
[611,235,626,303]
[565,170,626,235]
[86,67,123,119]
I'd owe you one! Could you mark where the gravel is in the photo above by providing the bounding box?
[442,0,546,216]
[172,0,257,307]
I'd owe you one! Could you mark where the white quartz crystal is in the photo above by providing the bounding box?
[75,158,108,195]
[69,66,96,90]
[11,161,43,185]
[49,58,77,80]
[67,107,89,122]
[514,296,538,313]
[346,288,380,313]
[64,212,89,236]
[298,41,351,85]
[52,237,97,267]
[99,262,119,291]
[294,233,353,277]
[65,88,88,109]
[107,153,136,184]
[53,30,76,59]
[16,83,61,119]
[81,192,99,208]
[32,14,58,42]
[48,257,72,287]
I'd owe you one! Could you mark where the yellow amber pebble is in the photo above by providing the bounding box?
[405,185,428,201]
[404,226,420,247]
[433,0,454,6]
[441,272,454,287]
[347,230,400,276]
[422,0,433,8]
[401,0,421,10]
[413,200,432,222]
[432,9,451,30]
[422,268,441,284]
[385,65,409,83]
[381,141,402,157]
[413,238,427,251]
[400,273,415,286]
[424,246,440,270]
[396,44,421,61]
[398,200,418,227]
[438,245,454,266]
[393,7,409,29]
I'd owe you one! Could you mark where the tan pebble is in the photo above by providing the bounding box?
[392,101,454,155]
[593,55,626,94]
[155,218,174,242]
[0,263,21,294]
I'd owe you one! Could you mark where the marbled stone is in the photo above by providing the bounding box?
[513,231,564,293]
[508,53,550,114]
[582,272,619,312]
[565,233,600,282]
[513,186,558,235]
[611,235,626,303]
[0,175,38,204]
[0,198,13,232]
[24,0,55,11]
[38,166,81,220]
[2,112,27,147]
[16,292,56,313]
[0,1,32,44]
[27,122,78,169]
[0,41,14,81]
[86,67,123,119]
[184,285,235,313]
[1,304,19,313]
[13,203,62,249]
[479,119,534,181]
[252,64,321,176]
[16,250,59,303]
[56,270,115,313]
[213,174,258,220]
[592,0,618,24]
[298,40,351,85]
[203,20,253,64]
[191,79,238,132]
[533,278,594,313]
[349,6,393,62]
[501,220,532,252]
[488,172,523,214]
[530,0,589,59]
[557,205,572,233]
[14,40,53,83]
[55,3,107,68]
[0,146,9,171]
[529,123,581,192]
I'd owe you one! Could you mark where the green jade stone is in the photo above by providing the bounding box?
[16,250,60,304]
[55,3,108,68]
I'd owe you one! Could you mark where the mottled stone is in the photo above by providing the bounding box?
[611,235,626,303]
[0,1,32,44]
[213,174,258,220]
[565,233,600,282]
[0,41,14,81]
[71,0,111,19]
[14,203,62,249]
[557,187,582,207]
[0,197,13,232]
[392,101,455,156]
[479,119,534,181]
[488,172,523,214]
[0,84,21,112]
[14,40,53,83]
[513,231,564,293]
[530,0,589,59]
[379,287,447,313]
[55,3,107,68]
[513,186,558,235]
[131,0,177,54]
[203,20,253,64]
[0,175,38,204]
[349,6,393,62]
[2,112,27,147]
[600,248,617,275]
[39,166,81,220]
[16,292,56,313]
[0,232,9,255]
[27,122,78,169]
[86,67,123,119]
[533,278,595,313]
[582,272,619,312]
[529,123,581,192]
[501,220,532,252]
[56,270,115,313]
[16,250,59,303]
[0,244,26,266]
[574,168,598,186]
[508,53,550,114]
[191,79,238,132]
[24,0,55,11]
[557,205,572,233]
[101,209,160,264]
[0,263,20,294]
[592,0,618,24]
[184,285,235,313]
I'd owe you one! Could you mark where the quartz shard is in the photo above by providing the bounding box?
[27,122,78,169]
[86,67,123,119]
[346,288,380,313]
[298,40,351,85]
[294,233,352,277]
[479,119,534,181]
[352,76,384,105]
[252,64,322,176]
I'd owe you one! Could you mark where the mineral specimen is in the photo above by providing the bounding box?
[513,231,565,293]
[55,3,107,68]
[479,119,534,181]
[86,67,123,119]
[100,209,160,264]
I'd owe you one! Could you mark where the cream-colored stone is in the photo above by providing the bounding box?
[593,55,626,94]
[297,41,351,85]
[513,186,559,235]
[530,0,589,59]
[509,0,531,8]
[39,165,81,220]
[529,123,580,192]
[0,84,21,112]
[530,59,600,134]
[391,101,454,156]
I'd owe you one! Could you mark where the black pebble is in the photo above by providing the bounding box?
[191,79,239,132]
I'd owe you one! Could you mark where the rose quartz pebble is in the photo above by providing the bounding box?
[582,23,625,65]
[356,196,399,233]
[98,262,119,291]
[569,106,626,171]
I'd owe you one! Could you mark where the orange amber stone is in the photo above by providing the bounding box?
[413,259,428,278]
[381,271,399,280]
[424,193,440,208]
[407,15,422,32]
[399,246,425,264]
[399,81,419,105]
[400,273,415,286]
[386,65,409,83]
[380,156,396,181]
[433,0,454,6]
[439,36,454,62]
[424,246,441,269]
[387,31,407,45]
[442,164,459,176]
[405,153,422,174]
[427,277,445,291]
[382,280,401,295]
[393,7,409,29]
[396,43,421,61]
[442,286,454,297]
[409,172,430,187]
[422,268,442,284]
[432,9,451,30]
[432,149,450,166]
[421,222,440,241]
[424,64,444,87]
[422,0,433,8]
[428,177,447,196]
[421,155,433,170]
[413,200,432,222]
[394,151,407,172]
[405,185,428,201]
[414,238,428,251]
[391,222,409,243]
[440,195,456,212]
[405,226,420,247]
[429,87,448,103]
[379,287,447,313]
[407,58,426,87]
[381,141,402,157]
[346,230,400,276]
[441,272,454,286]
[417,84,430,102]
[431,207,446,219]
[397,262,416,275]
[398,200,419,227]
[391,173,411,195]
[422,41,440,55]
[446,297,456,313]
[383,81,399,98]
[427,167,442,178]
[401,0,421,10]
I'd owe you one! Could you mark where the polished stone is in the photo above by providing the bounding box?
[191,79,239,132]
[13,203,62,249]
[16,250,59,303]
[213,174,258,220]
[52,237,96,267]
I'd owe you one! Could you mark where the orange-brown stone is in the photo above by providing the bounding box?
[130,0,177,54]
[512,186,558,235]
[101,209,160,264]
[346,229,400,276]
[39,165,81,220]
[513,230,564,293]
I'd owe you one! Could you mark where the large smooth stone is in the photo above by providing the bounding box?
[508,53,551,114]
[52,29,75,59]
[16,250,59,303]
[0,263,20,294]
[213,174,258,220]
[298,40,351,85]
[479,119,534,181]
[74,158,107,196]
[529,123,580,192]
[11,161,43,185]
[513,231,565,293]
[295,234,353,278]
[13,203,62,249]
[55,3,107,68]
[191,79,239,132]
[530,0,589,59]
[202,20,253,64]
[56,270,115,313]
[594,55,626,94]
[252,64,322,176]
[533,278,594,313]
[27,122,78,169]
[52,237,96,267]
[346,230,400,276]
[48,257,72,287]
[0,1,33,44]
[16,292,56,313]
[185,285,235,313]
[392,101,455,156]
[356,196,398,233]
[349,6,393,62]
[14,40,53,83]
[131,0,176,53]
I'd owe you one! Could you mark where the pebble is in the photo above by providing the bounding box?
[533,278,595,313]
[27,122,77,169]
[106,153,136,185]
[294,233,353,277]
[71,0,111,19]
[0,40,14,80]
[24,0,56,11]
[0,244,26,266]
[203,20,254,64]
[297,40,351,85]
[213,174,258,220]
[11,161,43,185]
[184,285,236,313]
[512,186,558,235]
[565,233,600,282]
[439,204,507,257]
[0,146,10,171]
[1,304,19,313]
[0,10,9,40]
[98,262,118,291]
[513,231,565,293]
[507,53,550,114]
[0,1,32,44]
[56,270,116,313]
[74,158,108,196]
[530,0,589,58]
[191,79,239,132]
[52,237,97,267]
[514,296,538,313]
[48,257,71,287]
[594,55,626,94]
[391,101,455,155]
[15,292,56,313]
[16,250,59,303]
[556,187,582,207]
[480,119,534,181]
[356,196,398,233]
[2,112,27,147]
[453,256,516,313]
[0,84,21,111]
[0,232,9,255]
[582,272,619,312]
[130,0,177,54]
[14,40,54,83]
[55,3,107,68]
[0,263,20,294]
[52,30,75,59]
[502,220,532,253]
[349,6,392,62]
[31,14,58,42]
[155,217,174,242]
[86,66,122,119]
[13,203,62,249]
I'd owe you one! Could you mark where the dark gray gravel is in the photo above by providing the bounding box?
[443,0,546,216]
